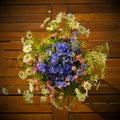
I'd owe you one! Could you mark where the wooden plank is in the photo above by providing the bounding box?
[0,42,22,50]
[1,39,120,50]
[0,96,50,104]
[0,32,47,41]
[83,95,120,103]
[0,22,119,32]
[52,4,67,19]
[0,86,29,95]
[69,113,120,120]
[0,23,44,32]
[0,78,27,85]
[0,68,19,76]
[0,5,51,14]
[0,103,52,113]
[53,106,68,120]
[68,4,120,13]
[0,51,20,59]
[89,85,120,94]
[0,59,18,68]
[0,95,119,105]
[0,85,120,95]
[0,0,119,4]
[0,31,119,41]
[0,114,52,120]
[102,76,120,85]
[0,14,48,23]
[87,31,120,41]
[106,59,120,67]
[75,13,120,22]
[70,103,120,112]
[81,22,120,31]
[86,41,120,49]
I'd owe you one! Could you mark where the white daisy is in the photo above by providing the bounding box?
[18,71,27,80]
[77,93,86,102]
[23,44,32,53]
[2,87,8,95]
[69,21,79,30]
[78,25,86,34]
[67,13,76,21]
[25,67,33,76]
[83,81,92,90]
[26,31,32,39]
[23,54,32,63]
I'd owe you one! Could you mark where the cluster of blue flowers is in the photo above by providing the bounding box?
[37,39,86,89]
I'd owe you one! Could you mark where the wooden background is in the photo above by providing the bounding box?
[0,0,120,120]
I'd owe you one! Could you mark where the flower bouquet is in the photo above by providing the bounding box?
[17,12,109,110]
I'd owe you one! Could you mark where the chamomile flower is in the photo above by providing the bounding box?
[69,21,80,30]
[67,13,76,21]
[26,31,32,39]
[2,87,8,95]
[25,67,33,76]
[23,44,32,53]
[77,93,86,102]
[78,25,86,35]
[18,71,27,80]
[23,54,32,63]
[83,81,92,90]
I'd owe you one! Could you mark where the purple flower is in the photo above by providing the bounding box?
[37,62,45,73]
[72,31,78,36]
[70,37,76,42]
[76,69,83,76]
[66,75,74,82]
[55,81,67,89]
[81,63,86,69]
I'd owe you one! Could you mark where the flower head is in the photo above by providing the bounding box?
[23,54,32,63]
[23,45,32,53]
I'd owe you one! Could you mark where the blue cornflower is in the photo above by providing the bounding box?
[37,62,45,73]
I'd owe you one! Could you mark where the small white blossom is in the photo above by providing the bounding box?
[83,81,92,90]
[43,17,50,24]
[26,31,32,39]
[23,90,34,103]
[18,71,27,80]
[2,87,8,95]
[23,54,32,63]
[25,68,33,76]
[78,25,86,34]
[69,21,79,30]
[77,93,86,102]
[67,13,76,21]
[23,44,32,53]
[86,29,90,37]
[17,88,21,94]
